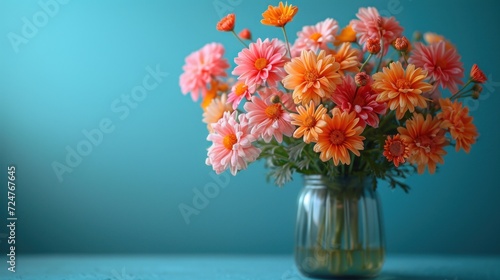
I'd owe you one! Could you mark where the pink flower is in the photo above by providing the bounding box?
[180,43,229,101]
[331,75,387,128]
[227,81,251,109]
[233,38,287,92]
[350,7,403,55]
[206,111,261,175]
[409,41,464,93]
[291,18,339,54]
[244,88,296,143]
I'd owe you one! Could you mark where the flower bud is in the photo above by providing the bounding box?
[366,37,381,54]
[271,95,281,104]
[472,84,483,99]
[355,72,370,87]
[470,64,487,83]
[216,14,235,32]
[239,28,252,40]
[394,36,410,52]
[413,31,422,41]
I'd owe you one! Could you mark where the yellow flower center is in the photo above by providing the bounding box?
[234,83,248,96]
[254,57,268,71]
[330,130,345,145]
[389,140,404,157]
[265,104,282,119]
[304,115,316,127]
[304,71,318,83]
[396,78,411,90]
[223,134,237,150]
[309,32,322,42]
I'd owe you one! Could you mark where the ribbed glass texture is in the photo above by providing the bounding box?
[295,175,385,278]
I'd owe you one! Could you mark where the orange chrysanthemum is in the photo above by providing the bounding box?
[201,80,219,109]
[423,32,454,50]
[398,113,448,174]
[216,14,235,32]
[313,108,365,165]
[383,134,410,167]
[437,98,478,153]
[334,25,356,46]
[334,43,360,75]
[470,64,487,83]
[261,2,298,27]
[373,62,433,119]
[283,50,342,106]
[290,101,327,143]
[202,93,234,132]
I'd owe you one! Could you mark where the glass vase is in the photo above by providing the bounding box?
[294,175,385,278]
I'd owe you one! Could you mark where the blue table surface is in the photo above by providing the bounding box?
[1,254,499,280]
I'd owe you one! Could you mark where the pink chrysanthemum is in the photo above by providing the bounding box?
[350,7,403,55]
[180,43,229,101]
[227,81,252,109]
[244,88,296,143]
[206,111,261,175]
[409,41,464,93]
[233,38,287,92]
[291,18,339,54]
[331,75,387,128]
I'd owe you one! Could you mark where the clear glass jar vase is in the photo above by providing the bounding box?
[294,175,385,278]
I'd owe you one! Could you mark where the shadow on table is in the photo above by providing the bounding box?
[375,273,453,280]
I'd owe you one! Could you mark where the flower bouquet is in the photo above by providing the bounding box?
[179,2,484,190]
[179,2,486,277]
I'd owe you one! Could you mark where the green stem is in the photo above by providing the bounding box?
[451,79,473,100]
[401,51,408,65]
[359,53,373,73]
[333,197,344,248]
[281,26,292,58]
[231,30,248,48]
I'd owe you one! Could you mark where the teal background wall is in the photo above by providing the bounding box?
[1,0,499,255]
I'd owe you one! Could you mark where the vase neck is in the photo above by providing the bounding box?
[303,175,371,190]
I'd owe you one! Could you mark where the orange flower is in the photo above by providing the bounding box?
[334,43,360,75]
[437,98,478,153]
[290,101,327,143]
[423,32,454,50]
[398,113,448,174]
[216,13,235,32]
[334,25,356,46]
[261,2,298,27]
[283,50,342,106]
[373,62,433,119]
[470,64,487,83]
[202,93,234,132]
[383,134,410,167]
[313,108,365,165]
[201,80,219,109]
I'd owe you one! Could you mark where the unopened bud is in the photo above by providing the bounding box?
[413,31,422,41]
[355,72,370,87]
[472,84,483,99]
[394,36,410,52]
[366,37,381,54]
[239,28,252,40]
[271,95,281,104]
